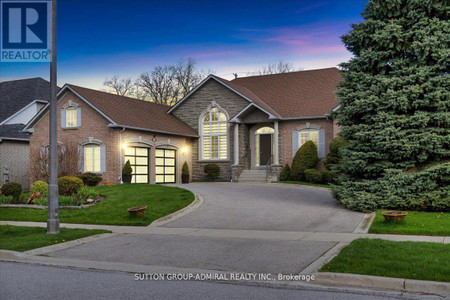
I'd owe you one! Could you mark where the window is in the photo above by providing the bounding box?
[84,145,101,173]
[201,107,228,160]
[299,130,319,148]
[66,108,78,128]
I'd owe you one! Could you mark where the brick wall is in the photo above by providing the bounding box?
[279,118,335,169]
[0,141,30,189]
[171,79,249,181]
[30,91,193,185]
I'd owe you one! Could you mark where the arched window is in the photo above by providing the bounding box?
[201,106,228,160]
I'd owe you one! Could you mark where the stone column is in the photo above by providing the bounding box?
[233,123,239,166]
[273,121,279,165]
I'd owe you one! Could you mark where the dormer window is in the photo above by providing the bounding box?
[61,100,81,129]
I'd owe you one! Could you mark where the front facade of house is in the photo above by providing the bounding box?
[25,68,341,184]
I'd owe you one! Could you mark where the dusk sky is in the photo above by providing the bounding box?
[0,0,367,89]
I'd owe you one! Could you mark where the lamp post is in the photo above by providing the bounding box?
[47,0,59,234]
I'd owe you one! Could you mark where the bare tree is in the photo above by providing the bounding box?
[103,75,134,96]
[251,61,302,76]
[136,58,210,105]
[137,66,179,105]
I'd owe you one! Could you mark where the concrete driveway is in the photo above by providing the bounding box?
[164,183,364,232]
[44,183,365,275]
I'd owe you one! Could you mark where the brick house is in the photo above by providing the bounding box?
[0,78,53,189]
[24,67,341,184]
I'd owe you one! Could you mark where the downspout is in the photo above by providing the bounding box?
[119,127,125,183]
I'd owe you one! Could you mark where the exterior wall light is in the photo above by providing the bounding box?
[181,146,188,154]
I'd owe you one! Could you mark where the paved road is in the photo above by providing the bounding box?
[1,262,432,300]
[165,183,364,232]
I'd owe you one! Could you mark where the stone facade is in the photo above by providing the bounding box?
[172,79,249,181]
[0,141,30,189]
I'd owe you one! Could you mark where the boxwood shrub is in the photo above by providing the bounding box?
[1,182,22,200]
[291,141,319,181]
[204,164,220,181]
[30,180,48,196]
[280,164,291,181]
[79,172,102,186]
[58,176,83,196]
[304,169,324,184]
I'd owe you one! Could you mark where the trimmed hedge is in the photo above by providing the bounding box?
[304,169,324,184]
[58,176,84,196]
[291,141,319,181]
[79,172,102,186]
[324,136,348,171]
[204,164,220,181]
[30,180,48,196]
[1,182,22,200]
[332,163,450,212]
[280,164,291,181]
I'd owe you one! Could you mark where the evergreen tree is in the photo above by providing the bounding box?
[332,0,449,212]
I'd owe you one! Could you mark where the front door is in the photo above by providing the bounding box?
[259,134,272,166]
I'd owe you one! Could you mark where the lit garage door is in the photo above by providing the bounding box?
[124,147,149,183]
[155,149,176,183]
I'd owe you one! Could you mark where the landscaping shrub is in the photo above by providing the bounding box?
[18,192,30,204]
[280,164,291,181]
[323,171,338,184]
[77,186,99,200]
[182,162,189,176]
[291,141,319,181]
[122,160,132,176]
[1,182,22,200]
[30,180,48,196]
[57,176,83,196]
[304,169,324,184]
[204,163,220,181]
[333,163,450,212]
[79,172,102,186]
[34,195,79,206]
[324,136,348,171]
[0,195,13,204]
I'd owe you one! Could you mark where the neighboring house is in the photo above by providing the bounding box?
[24,67,341,184]
[0,78,53,189]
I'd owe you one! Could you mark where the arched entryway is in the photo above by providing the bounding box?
[254,126,274,167]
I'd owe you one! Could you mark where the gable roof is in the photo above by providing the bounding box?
[0,124,29,141]
[0,77,53,123]
[231,67,342,118]
[25,84,198,137]
[168,68,342,119]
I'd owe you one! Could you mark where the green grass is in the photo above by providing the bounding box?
[272,181,331,188]
[0,184,195,226]
[0,225,110,252]
[369,210,449,236]
[321,239,450,282]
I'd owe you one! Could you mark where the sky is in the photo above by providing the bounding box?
[0,0,367,89]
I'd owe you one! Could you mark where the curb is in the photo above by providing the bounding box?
[1,250,448,297]
[23,233,118,256]
[352,212,376,234]
[149,193,204,227]
[314,272,450,297]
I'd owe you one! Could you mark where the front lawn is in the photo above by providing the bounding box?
[0,225,110,252]
[0,184,194,226]
[321,239,450,282]
[369,210,449,236]
[272,181,331,188]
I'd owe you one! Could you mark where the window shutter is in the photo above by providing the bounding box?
[100,145,106,173]
[77,108,82,127]
[60,109,66,128]
[40,147,46,172]
[292,131,299,158]
[78,146,84,173]
[318,129,325,158]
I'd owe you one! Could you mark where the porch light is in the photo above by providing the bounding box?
[122,143,128,150]
[181,146,188,154]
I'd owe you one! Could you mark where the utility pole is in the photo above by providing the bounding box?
[47,0,59,234]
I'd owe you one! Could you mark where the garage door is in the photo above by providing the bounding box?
[124,147,149,183]
[155,149,176,184]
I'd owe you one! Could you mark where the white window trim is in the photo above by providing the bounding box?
[199,102,229,161]
[299,129,319,148]
[83,144,101,173]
